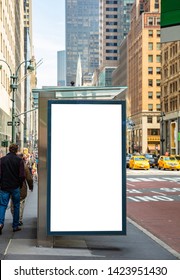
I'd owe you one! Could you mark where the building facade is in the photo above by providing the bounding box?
[127,0,161,154]
[0,0,25,154]
[161,41,180,155]
[57,50,66,86]
[0,0,34,154]
[65,0,99,86]
[98,0,134,86]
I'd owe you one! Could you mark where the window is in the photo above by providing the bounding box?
[148,79,153,86]
[148,30,153,37]
[148,104,153,111]
[157,30,160,37]
[148,42,153,50]
[106,1,118,3]
[106,42,117,46]
[156,79,161,86]
[157,116,160,123]
[156,92,161,99]
[106,8,118,11]
[156,55,161,62]
[106,36,117,39]
[106,15,117,18]
[156,67,161,74]
[156,17,160,25]
[106,50,117,53]
[148,92,153,99]
[148,17,153,25]
[148,67,153,74]
[147,116,153,123]
[148,55,153,62]
[106,22,118,25]
[156,43,161,50]
[106,29,118,32]
[156,104,161,111]
[106,57,118,60]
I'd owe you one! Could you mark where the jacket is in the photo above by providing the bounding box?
[0,152,25,191]
[20,163,33,200]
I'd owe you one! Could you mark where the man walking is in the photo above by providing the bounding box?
[0,144,25,234]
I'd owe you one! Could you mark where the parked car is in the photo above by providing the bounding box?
[158,156,180,170]
[129,155,150,170]
[143,153,157,168]
[126,154,132,167]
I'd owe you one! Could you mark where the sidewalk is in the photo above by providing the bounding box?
[0,182,179,260]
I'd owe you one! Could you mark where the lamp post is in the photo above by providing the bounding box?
[0,59,34,143]
[160,112,165,155]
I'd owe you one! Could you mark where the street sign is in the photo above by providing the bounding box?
[7,121,12,126]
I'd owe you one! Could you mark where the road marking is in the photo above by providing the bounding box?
[150,177,166,181]
[127,182,135,187]
[151,191,166,196]
[136,178,153,181]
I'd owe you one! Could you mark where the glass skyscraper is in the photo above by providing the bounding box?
[65,0,99,86]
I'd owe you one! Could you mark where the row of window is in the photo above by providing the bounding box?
[148,30,160,37]
[163,81,179,95]
[148,54,161,63]
[148,79,161,87]
[164,97,179,112]
[148,67,161,75]
[148,92,161,99]
[163,63,179,78]
[164,44,179,60]
[148,104,161,112]
[106,1,118,4]
[147,16,160,26]
[148,42,161,50]
[147,117,160,124]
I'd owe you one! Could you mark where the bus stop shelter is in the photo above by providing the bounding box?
[32,86,127,247]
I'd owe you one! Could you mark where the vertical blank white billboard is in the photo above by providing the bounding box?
[47,100,126,235]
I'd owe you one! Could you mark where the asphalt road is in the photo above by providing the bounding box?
[0,169,179,260]
[127,167,180,254]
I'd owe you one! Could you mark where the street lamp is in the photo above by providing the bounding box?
[0,59,34,143]
[160,112,165,155]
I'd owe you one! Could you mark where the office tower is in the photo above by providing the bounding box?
[57,51,66,86]
[98,0,134,86]
[65,0,99,86]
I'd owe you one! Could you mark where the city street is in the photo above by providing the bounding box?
[127,168,180,254]
[0,168,179,260]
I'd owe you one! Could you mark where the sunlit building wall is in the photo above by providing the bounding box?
[127,0,161,154]
[161,41,180,155]
[0,0,24,152]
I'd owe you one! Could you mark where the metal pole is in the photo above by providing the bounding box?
[11,74,18,143]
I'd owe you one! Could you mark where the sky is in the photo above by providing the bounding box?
[32,0,65,88]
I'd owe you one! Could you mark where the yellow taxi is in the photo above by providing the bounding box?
[129,155,150,170]
[175,155,180,164]
[158,156,180,170]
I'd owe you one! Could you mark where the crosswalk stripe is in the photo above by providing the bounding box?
[150,178,166,181]
[136,178,153,181]
[127,177,180,182]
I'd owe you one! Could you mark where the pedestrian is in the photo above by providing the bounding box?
[0,144,25,234]
[11,153,33,226]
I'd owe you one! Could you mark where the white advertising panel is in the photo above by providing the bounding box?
[47,100,126,235]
